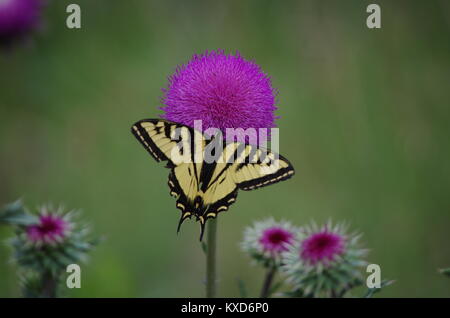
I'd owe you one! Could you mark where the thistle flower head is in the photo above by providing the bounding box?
[26,211,70,245]
[161,50,277,142]
[1,200,99,297]
[259,226,294,253]
[2,202,98,276]
[300,228,345,266]
[282,221,368,297]
[0,0,43,47]
[241,218,297,267]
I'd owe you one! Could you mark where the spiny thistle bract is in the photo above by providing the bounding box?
[241,218,298,268]
[281,221,368,298]
[1,200,98,297]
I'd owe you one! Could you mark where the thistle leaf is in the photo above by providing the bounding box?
[439,268,450,277]
[0,200,38,226]
[363,279,395,298]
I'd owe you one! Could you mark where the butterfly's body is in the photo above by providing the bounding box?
[131,119,294,240]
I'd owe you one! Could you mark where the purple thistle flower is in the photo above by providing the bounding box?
[161,50,277,141]
[259,227,294,254]
[282,221,368,297]
[300,230,345,266]
[0,0,43,47]
[26,213,69,245]
[1,201,98,297]
[241,218,297,267]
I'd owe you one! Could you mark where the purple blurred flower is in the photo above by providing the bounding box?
[0,0,43,47]
[300,230,345,266]
[282,222,368,297]
[161,50,277,141]
[260,227,294,254]
[241,218,297,267]
[26,213,69,245]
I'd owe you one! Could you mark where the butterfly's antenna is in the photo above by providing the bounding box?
[177,212,191,234]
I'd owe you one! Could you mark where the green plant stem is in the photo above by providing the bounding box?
[260,265,277,298]
[41,271,58,298]
[206,219,217,298]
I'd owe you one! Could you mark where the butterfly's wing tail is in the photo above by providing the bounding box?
[177,212,208,241]
[199,217,206,241]
[198,215,212,242]
[177,212,192,234]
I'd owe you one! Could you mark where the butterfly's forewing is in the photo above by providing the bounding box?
[234,147,295,191]
[132,119,186,165]
[132,119,207,235]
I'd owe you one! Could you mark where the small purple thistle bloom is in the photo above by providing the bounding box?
[0,0,43,47]
[26,214,69,244]
[282,222,367,297]
[161,50,277,141]
[300,230,345,266]
[259,227,294,254]
[241,218,297,266]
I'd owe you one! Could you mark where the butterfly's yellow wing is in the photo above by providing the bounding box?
[131,119,295,240]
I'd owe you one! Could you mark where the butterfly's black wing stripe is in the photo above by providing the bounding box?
[203,142,241,191]
[131,119,171,164]
[239,167,294,190]
[168,171,188,209]
[205,188,238,218]
[132,118,200,168]
[238,153,295,191]
[199,161,217,192]
[205,162,234,191]
[190,135,201,191]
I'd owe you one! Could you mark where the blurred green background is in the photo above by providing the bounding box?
[1,0,449,297]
